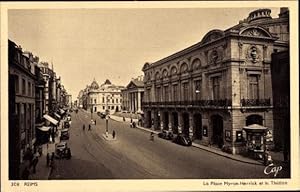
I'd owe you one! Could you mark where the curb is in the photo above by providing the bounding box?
[191,144,262,166]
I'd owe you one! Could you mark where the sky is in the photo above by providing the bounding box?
[8,7,280,100]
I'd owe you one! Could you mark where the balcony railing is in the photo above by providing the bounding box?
[142,99,232,108]
[240,98,271,107]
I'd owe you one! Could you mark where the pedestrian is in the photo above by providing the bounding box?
[88,124,91,131]
[150,132,154,141]
[130,118,133,128]
[51,152,55,161]
[46,153,50,167]
[22,167,30,180]
[32,156,39,174]
[112,130,116,139]
[94,120,96,125]
[123,117,125,122]
[83,124,85,131]
[38,146,42,156]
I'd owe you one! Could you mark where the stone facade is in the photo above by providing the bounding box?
[142,8,289,154]
[9,40,37,179]
[121,76,144,113]
[87,79,124,114]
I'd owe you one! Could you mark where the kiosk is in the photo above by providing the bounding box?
[243,124,268,160]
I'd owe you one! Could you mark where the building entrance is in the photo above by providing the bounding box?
[146,111,152,128]
[193,113,202,140]
[182,113,190,136]
[211,115,224,148]
[172,112,178,134]
[163,112,169,130]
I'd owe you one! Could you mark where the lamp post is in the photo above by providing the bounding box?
[105,115,109,137]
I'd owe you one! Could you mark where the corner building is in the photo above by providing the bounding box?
[142,8,289,154]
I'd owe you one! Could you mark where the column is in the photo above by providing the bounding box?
[134,92,137,113]
[189,112,194,139]
[137,91,141,113]
[151,110,156,130]
[168,112,173,132]
[160,111,164,131]
[129,93,132,112]
[178,112,183,134]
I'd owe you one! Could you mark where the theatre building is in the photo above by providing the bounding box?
[142,8,289,154]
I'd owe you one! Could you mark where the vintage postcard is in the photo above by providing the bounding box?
[1,1,299,192]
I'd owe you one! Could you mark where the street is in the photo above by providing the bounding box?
[49,110,285,179]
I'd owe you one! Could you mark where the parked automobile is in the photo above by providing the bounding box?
[60,128,70,140]
[55,141,72,159]
[64,121,70,128]
[158,130,174,140]
[98,112,106,119]
[173,134,192,146]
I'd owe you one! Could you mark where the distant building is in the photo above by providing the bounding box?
[142,8,289,154]
[121,76,144,113]
[87,79,124,114]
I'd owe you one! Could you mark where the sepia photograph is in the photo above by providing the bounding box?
[1,1,299,192]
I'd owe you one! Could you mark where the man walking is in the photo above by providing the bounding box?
[46,153,50,167]
[112,130,116,139]
[88,124,91,131]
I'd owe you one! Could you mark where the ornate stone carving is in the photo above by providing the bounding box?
[192,58,201,71]
[240,26,272,38]
[171,66,177,75]
[247,45,261,63]
[210,50,218,65]
[162,69,168,78]
[238,42,243,49]
[180,63,188,73]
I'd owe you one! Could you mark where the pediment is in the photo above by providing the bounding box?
[201,29,225,45]
[127,81,138,89]
[239,26,273,38]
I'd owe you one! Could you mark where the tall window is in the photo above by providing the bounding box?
[15,75,19,94]
[194,80,201,100]
[156,87,161,102]
[28,82,31,96]
[164,86,169,101]
[102,97,105,103]
[212,76,221,100]
[22,79,26,95]
[94,99,96,104]
[182,82,189,101]
[249,75,259,99]
[116,98,118,103]
[147,88,151,102]
[112,99,114,103]
[173,84,178,101]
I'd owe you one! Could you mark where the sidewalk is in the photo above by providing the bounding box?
[29,131,61,180]
[109,114,285,166]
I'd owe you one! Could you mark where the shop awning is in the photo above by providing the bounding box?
[243,124,268,133]
[54,113,61,119]
[43,114,58,125]
[37,126,51,132]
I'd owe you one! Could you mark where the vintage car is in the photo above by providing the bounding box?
[158,130,174,140]
[55,141,72,159]
[60,128,70,140]
[173,134,192,146]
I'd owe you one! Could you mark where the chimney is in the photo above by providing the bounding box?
[279,7,289,18]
